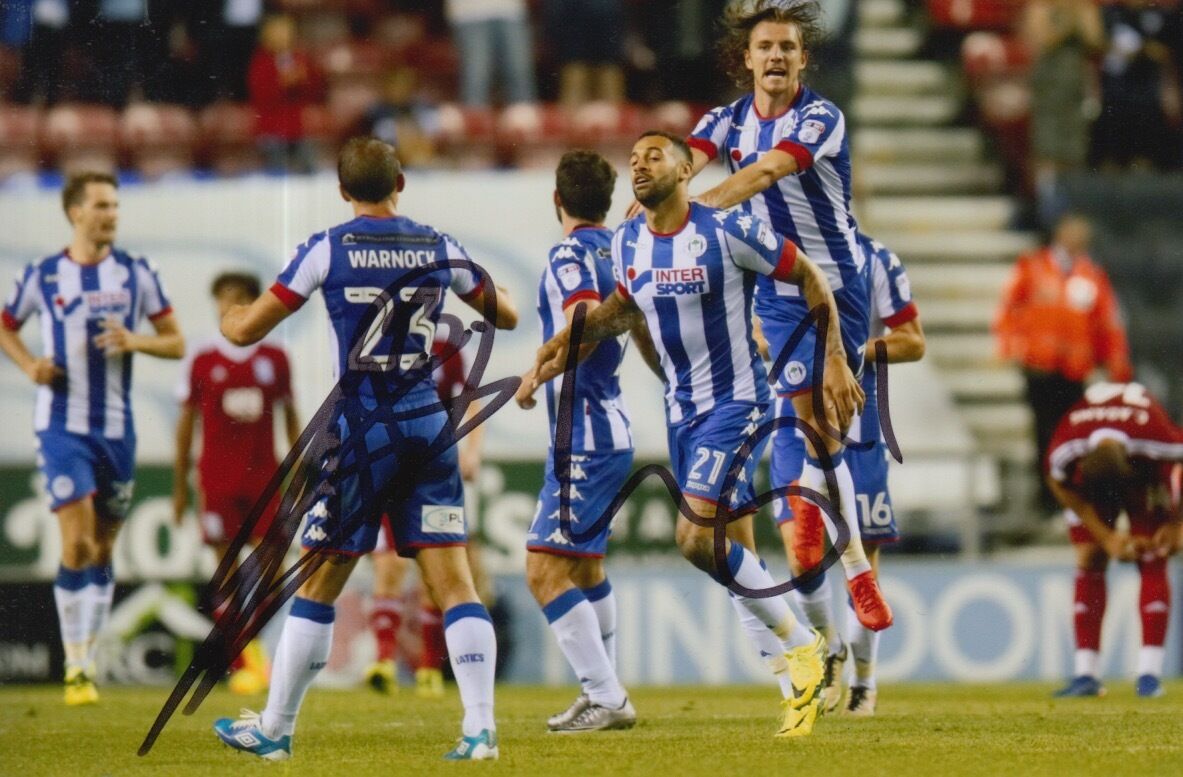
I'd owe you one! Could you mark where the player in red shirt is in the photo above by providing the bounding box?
[173,272,301,695]
[365,338,486,697]
[1045,382,1183,698]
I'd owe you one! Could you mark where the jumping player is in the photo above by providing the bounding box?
[770,235,925,716]
[0,172,185,705]
[516,150,664,732]
[174,271,301,695]
[683,0,891,630]
[1046,382,1183,699]
[532,131,864,737]
[210,137,517,761]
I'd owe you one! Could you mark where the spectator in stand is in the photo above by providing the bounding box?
[356,67,440,167]
[994,214,1134,514]
[544,0,626,107]
[87,0,166,107]
[1022,0,1105,228]
[247,14,324,175]
[12,0,70,104]
[1092,0,1182,171]
[445,0,537,107]
[194,0,266,102]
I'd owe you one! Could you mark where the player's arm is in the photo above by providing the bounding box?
[532,291,640,389]
[460,282,518,330]
[173,404,196,526]
[752,315,770,361]
[94,311,185,359]
[516,298,608,409]
[282,401,301,448]
[784,249,865,426]
[221,291,293,346]
[1047,476,1136,561]
[629,310,664,382]
[866,317,926,365]
[0,325,60,385]
[695,148,799,211]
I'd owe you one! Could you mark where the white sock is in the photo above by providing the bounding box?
[85,564,115,668]
[582,580,617,669]
[846,601,879,689]
[543,589,625,708]
[1074,649,1099,678]
[54,565,90,671]
[794,573,837,649]
[1138,646,1165,677]
[729,592,795,699]
[445,603,497,736]
[718,542,812,651]
[800,456,871,579]
[261,598,334,738]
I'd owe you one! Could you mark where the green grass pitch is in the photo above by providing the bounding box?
[1,683,1180,776]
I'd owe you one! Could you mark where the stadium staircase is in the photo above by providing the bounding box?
[851,0,1039,530]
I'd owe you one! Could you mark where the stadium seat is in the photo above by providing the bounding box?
[198,102,261,175]
[497,103,569,169]
[928,0,1025,31]
[647,101,698,136]
[120,103,199,177]
[327,81,381,134]
[42,104,119,173]
[436,103,497,168]
[569,101,644,148]
[316,40,391,83]
[0,105,43,179]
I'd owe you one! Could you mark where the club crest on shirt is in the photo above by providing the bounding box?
[687,235,707,258]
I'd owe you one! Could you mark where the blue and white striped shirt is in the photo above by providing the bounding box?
[2,248,172,438]
[537,226,632,452]
[689,85,866,308]
[612,203,796,425]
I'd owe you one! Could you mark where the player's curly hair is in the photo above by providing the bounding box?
[717,0,824,90]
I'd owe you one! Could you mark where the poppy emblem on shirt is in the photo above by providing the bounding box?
[731,149,743,162]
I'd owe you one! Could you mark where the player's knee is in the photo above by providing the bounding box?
[60,537,94,568]
[675,525,715,572]
[525,552,566,603]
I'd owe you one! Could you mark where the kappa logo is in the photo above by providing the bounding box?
[305,501,329,520]
[304,525,328,542]
[546,528,574,546]
[801,101,833,119]
[552,484,585,502]
[547,508,579,524]
[735,214,754,236]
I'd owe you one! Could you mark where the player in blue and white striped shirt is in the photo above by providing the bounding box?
[517,151,663,733]
[770,234,926,717]
[0,172,185,705]
[684,0,892,633]
[531,131,864,738]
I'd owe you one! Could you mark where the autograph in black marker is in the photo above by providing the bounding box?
[139,259,899,754]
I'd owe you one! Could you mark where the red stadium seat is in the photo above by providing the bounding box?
[569,101,645,147]
[316,40,391,83]
[0,105,43,179]
[928,0,1025,31]
[42,104,119,172]
[120,103,199,178]
[647,101,698,136]
[198,102,261,174]
[435,103,497,167]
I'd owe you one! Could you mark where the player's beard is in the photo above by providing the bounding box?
[634,171,678,210]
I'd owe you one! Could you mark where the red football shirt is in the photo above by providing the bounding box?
[1046,382,1183,522]
[180,339,293,497]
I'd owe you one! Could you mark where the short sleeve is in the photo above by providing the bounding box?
[547,236,600,309]
[2,263,38,331]
[869,242,918,328]
[272,232,331,310]
[688,104,734,162]
[718,210,797,282]
[134,257,172,321]
[442,233,485,301]
[775,99,846,173]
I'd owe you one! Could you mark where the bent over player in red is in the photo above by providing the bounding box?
[1045,382,1183,698]
[173,272,301,695]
